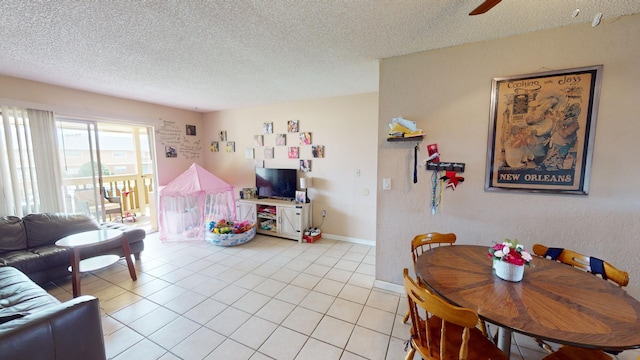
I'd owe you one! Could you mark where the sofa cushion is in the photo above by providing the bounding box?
[23,213,100,248]
[0,267,59,317]
[0,216,27,254]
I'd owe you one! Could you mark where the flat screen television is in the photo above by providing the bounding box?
[255,168,297,200]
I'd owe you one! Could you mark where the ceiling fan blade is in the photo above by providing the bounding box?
[469,0,502,16]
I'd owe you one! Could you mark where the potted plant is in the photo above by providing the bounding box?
[488,239,533,282]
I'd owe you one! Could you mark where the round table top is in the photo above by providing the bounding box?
[415,245,640,351]
[55,229,123,249]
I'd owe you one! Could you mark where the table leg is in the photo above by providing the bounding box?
[497,327,512,357]
[120,235,137,281]
[70,248,81,297]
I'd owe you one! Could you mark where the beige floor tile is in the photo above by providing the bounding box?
[347,273,375,289]
[231,290,272,314]
[205,306,252,336]
[146,284,188,305]
[314,278,345,296]
[101,315,125,336]
[171,326,226,359]
[112,338,168,360]
[334,259,359,272]
[212,284,250,304]
[255,298,296,324]
[204,339,255,360]
[387,336,410,360]
[183,297,228,324]
[338,284,371,304]
[326,298,363,324]
[128,277,172,297]
[345,325,390,360]
[259,326,308,360]
[234,272,268,290]
[274,284,311,305]
[291,273,322,290]
[324,268,353,282]
[147,316,200,350]
[303,263,331,277]
[128,307,180,337]
[295,337,342,360]
[100,291,144,314]
[110,298,160,325]
[230,316,279,350]
[104,325,144,359]
[253,277,288,297]
[311,316,354,348]
[163,290,207,314]
[282,306,323,336]
[268,267,300,283]
[300,290,336,313]
[356,306,395,335]
[366,288,400,313]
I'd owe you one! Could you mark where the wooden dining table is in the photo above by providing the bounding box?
[415,245,640,357]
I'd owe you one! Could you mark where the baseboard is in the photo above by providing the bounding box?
[374,279,404,294]
[320,233,375,247]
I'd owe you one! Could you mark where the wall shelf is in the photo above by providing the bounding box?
[387,135,424,142]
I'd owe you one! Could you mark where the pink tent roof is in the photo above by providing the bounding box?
[159,163,234,197]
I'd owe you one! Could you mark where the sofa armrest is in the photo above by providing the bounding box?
[0,295,106,360]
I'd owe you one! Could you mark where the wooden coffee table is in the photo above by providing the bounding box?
[55,229,137,297]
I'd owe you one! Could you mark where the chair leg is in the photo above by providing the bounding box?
[402,309,410,323]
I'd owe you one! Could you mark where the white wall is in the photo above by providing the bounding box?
[377,14,640,291]
[202,93,378,242]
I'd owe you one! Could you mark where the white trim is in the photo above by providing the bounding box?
[374,279,404,294]
[321,232,375,247]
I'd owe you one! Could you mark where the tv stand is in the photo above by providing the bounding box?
[237,198,311,242]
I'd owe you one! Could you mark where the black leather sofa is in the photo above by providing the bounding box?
[0,266,106,359]
[0,213,145,285]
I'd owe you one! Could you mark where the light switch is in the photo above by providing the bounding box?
[382,178,391,190]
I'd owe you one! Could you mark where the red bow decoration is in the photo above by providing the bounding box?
[440,171,464,190]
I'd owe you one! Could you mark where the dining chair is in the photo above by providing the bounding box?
[533,243,629,359]
[532,244,629,286]
[403,268,508,360]
[402,232,457,324]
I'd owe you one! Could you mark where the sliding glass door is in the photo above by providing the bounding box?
[57,119,157,229]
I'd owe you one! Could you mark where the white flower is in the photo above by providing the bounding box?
[494,250,505,258]
[521,251,532,262]
[516,244,524,251]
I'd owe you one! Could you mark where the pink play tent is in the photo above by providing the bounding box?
[159,163,236,241]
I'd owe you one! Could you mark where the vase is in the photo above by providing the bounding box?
[494,260,524,282]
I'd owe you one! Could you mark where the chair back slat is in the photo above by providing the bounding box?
[404,268,478,360]
[532,243,629,287]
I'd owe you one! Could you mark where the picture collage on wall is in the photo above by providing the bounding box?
[211,130,236,153]
[209,119,324,171]
[248,119,324,172]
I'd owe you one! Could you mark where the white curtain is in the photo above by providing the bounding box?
[28,109,64,212]
[0,106,63,216]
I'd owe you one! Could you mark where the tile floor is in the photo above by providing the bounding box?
[44,232,640,360]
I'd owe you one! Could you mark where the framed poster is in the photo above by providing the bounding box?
[485,65,602,195]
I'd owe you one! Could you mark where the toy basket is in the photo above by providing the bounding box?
[205,225,256,247]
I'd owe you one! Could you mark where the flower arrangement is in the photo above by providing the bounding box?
[488,239,533,266]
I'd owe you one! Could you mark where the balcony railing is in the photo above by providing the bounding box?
[62,174,155,218]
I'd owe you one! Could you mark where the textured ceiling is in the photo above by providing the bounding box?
[1,1,639,112]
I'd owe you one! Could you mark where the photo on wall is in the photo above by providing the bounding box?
[288,147,299,159]
[186,125,196,136]
[165,146,177,158]
[276,134,287,146]
[299,132,311,145]
[226,141,235,153]
[255,160,264,168]
[245,148,254,159]
[288,120,299,133]
[312,145,324,158]
[254,135,264,146]
[211,141,219,152]
[264,147,274,159]
[219,130,227,141]
[300,159,311,172]
[263,122,273,134]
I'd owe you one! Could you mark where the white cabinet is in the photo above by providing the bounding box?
[236,201,257,222]
[238,198,310,242]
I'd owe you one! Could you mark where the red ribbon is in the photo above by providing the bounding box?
[440,171,464,190]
